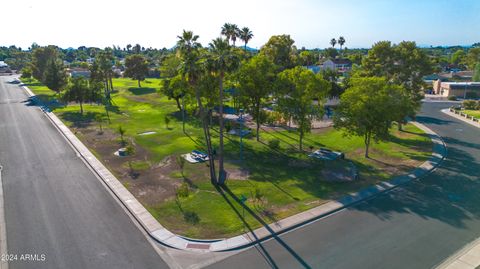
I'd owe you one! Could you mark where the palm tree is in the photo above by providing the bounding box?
[207,37,239,184]
[177,30,217,184]
[220,23,240,46]
[239,27,254,51]
[231,24,240,47]
[338,36,346,50]
[330,38,337,48]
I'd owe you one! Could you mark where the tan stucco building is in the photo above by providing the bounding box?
[433,80,480,98]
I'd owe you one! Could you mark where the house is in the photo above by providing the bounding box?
[321,58,352,72]
[433,80,480,98]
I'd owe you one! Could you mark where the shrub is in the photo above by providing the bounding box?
[21,67,32,79]
[125,144,135,156]
[268,139,281,150]
[183,211,200,224]
[463,100,477,110]
[448,96,457,101]
[176,182,189,198]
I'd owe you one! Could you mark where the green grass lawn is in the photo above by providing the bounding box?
[464,110,480,119]
[25,77,433,238]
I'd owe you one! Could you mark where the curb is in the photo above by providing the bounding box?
[442,108,480,129]
[21,84,447,252]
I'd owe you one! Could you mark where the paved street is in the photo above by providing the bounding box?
[0,76,168,268]
[206,101,480,269]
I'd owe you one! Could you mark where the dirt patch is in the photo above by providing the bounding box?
[71,125,181,205]
[226,167,250,180]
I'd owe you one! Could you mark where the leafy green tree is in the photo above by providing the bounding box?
[207,37,239,184]
[159,54,181,78]
[473,63,480,82]
[62,76,89,114]
[451,49,466,67]
[361,41,432,129]
[260,35,298,70]
[96,50,115,100]
[20,67,32,79]
[323,47,339,59]
[177,30,217,184]
[361,41,396,78]
[43,59,68,93]
[467,48,480,69]
[299,50,316,66]
[333,77,406,158]
[321,69,344,96]
[237,54,276,141]
[276,67,330,150]
[124,54,149,87]
[239,27,254,50]
[31,46,59,81]
[162,75,188,111]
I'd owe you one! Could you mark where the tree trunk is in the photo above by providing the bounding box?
[192,79,217,184]
[80,101,83,115]
[138,80,141,88]
[175,97,182,111]
[181,95,186,134]
[299,130,304,151]
[218,71,226,185]
[109,76,114,92]
[397,121,403,131]
[256,105,260,142]
[364,132,371,158]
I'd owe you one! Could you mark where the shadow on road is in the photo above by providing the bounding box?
[354,140,480,229]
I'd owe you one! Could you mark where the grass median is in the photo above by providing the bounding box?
[25,77,433,238]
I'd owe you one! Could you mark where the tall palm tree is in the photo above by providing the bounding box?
[330,38,337,48]
[239,27,254,51]
[338,36,346,50]
[207,37,239,184]
[177,30,217,184]
[220,23,240,46]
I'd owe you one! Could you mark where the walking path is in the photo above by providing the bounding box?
[21,84,447,253]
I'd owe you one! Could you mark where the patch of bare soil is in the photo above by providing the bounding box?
[72,125,181,205]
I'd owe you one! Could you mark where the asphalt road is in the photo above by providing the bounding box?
[0,76,168,268]
[206,101,480,269]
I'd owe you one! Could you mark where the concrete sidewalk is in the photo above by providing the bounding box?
[442,108,480,129]
[21,84,447,253]
[436,237,480,269]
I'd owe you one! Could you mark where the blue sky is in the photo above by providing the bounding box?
[3,0,479,49]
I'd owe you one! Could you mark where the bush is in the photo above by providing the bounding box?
[20,67,32,79]
[463,100,477,110]
[176,182,190,198]
[268,139,280,150]
[448,96,457,101]
[183,211,200,224]
[125,143,135,156]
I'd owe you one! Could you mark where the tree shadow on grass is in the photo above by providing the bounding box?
[59,111,103,128]
[128,87,156,95]
[217,184,312,269]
